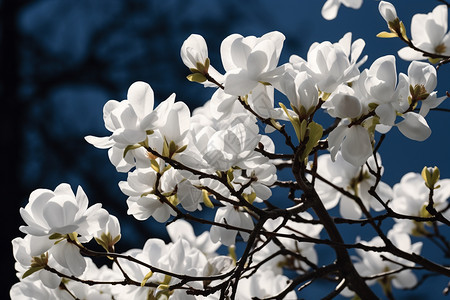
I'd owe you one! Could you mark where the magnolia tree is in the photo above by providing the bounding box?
[11,1,450,299]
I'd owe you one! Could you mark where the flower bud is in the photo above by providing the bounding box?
[379,1,398,23]
[421,166,440,189]
[181,34,209,74]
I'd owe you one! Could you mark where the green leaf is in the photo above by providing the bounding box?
[22,266,45,279]
[243,192,257,204]
[151,159,160,173]
[162,139,170,157]
[202,190,214,208]
[49,233,64,240]
[141,271,153,287]
[169,141,178,157]
[226,168,234,186]
[279,102,302,142]
[175,144,188,154]
[204,57,210,74]
[123,144,142,158]
[376,31,398,38]
[399,21,409,41]
[187,73,207,83]
[299,119,307,142]
[301,121,323,161]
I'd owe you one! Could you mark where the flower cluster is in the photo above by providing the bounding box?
[11,1,450,299]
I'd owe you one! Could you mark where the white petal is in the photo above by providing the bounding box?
[328,124,348,161]
[321,0,340,20]
[84,135,114,149]
[39,269,61,289]
[220,34,248,71]
[378,1,398,23]
[223,69,258,96]
[339,195,362,219]
[341,0,362,9]
[167,219,196,243]
[392,270,417,289]
[398,47,425,61]
[341,125,372,166]
[396,112,431,141]
[127,81,154,120]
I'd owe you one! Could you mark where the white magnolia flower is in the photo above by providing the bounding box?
[352,231,422,292]
[321,0,363,20]
[66,258,119,299]
[221,31,285,96]
[181,34,209,70]
[210,204,254,246]
[253,212,323,274]
[290,32,366,94]
[235,269,297,299]
[10,280,61,300]
[279,70,319,116]
[117,238,208,299]
[322,85,365,119]
[19,183,108,241]
[407,60,447,117]
[391,172,450,234]
[314,153,392,219]
[202,122,265,172]
[50,240,87,277]
[119,166,176,222]
[12,235,61,289]
[94,214,121,251]
[181,34,224,86]
[328,121,372,167]
[116,239,168,299]
[398,5,450,60]
[364,55,408,127]
[167,219,220,257]
[86,81,190,172]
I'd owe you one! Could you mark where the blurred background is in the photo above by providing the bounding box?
[2,0,449,298]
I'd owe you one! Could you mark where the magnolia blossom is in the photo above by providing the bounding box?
[391,172,450,234]
[321,0,363,20]
[85,81,190,172]
[10,280,60,299]
[84,82,155,172]
[181,33,224,86]
[20,183,108,241]
[210,204,254,246]
[279,70,319,116]
[290,32,366,94]
[64,258,119,299]
[407,60,447,117]
[181,34,208,70]
[328,121,372,167]
[253,212,323,274]
[364,55,408,127]
[314,153,392,219]
[202,122,265,172]
[119,166,176,222]
[167,219,220,257]
[235,269,297,299]
[398,5,450,60]
[12,235,61,289]
[347,231,423,295]
[117,238,209,299]
[221,31,285,96]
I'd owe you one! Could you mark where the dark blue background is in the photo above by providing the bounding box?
[2,0,449,298]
